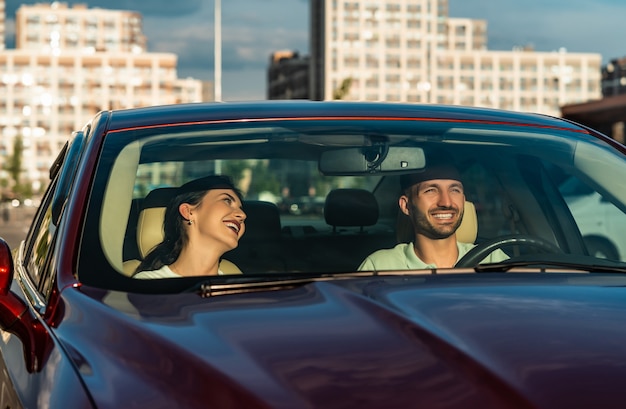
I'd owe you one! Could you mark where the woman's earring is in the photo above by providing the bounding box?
[187,220,193,225]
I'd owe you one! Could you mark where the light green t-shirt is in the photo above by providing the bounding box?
[358,242,508,271]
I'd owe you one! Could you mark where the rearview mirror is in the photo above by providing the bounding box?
[319,146,425,175]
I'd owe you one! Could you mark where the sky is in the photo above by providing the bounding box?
[4,0,626,101]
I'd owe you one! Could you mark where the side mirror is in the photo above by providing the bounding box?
[0,238,51,372]
[0,238,14,296]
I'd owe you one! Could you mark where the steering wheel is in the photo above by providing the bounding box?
[455,234,563,268]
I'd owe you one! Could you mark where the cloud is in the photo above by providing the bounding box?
[143,0,308,83]
[10,0,205,17]
[449,0,626,62]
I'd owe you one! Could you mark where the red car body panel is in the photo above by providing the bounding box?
[44,274,626,409]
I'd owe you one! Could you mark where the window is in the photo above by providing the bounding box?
[24,176,58,288]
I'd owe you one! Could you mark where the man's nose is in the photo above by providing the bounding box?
[437,191,452,207]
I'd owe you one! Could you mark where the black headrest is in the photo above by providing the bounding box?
[324,189,378,227]
[242,200,282,239]
[142,187,178,210]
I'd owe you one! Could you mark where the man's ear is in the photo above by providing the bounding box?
[399,195,410,216]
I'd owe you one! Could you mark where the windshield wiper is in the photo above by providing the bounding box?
[186,271,380,297]
[474,255,626,274]
[185,258,626,297]
[195,277,315,297]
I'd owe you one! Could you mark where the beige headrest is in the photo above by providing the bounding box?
[456,201,477,244]
[137,207,167,258]
[135,187,178,258]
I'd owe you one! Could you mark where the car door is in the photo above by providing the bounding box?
[0,130,95,408]
[0,169,60,407]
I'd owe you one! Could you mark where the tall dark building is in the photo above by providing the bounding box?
[602,58,626,97]
[267,51,310,100]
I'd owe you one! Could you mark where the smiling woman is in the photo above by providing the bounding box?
[131,175,246,278]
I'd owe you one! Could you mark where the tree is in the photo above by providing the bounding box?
[7,135,24,196]
[333,77,353,100]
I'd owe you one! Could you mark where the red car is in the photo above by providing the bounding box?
[1,101,626,408]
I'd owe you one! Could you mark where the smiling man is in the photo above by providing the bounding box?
[358,154,507,271]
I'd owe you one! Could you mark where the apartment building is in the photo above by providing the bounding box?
[0,2,204,193]
[15,2,145,54]
[309,0,601,116]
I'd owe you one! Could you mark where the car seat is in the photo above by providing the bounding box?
[324,188,379,233]
[223,200,286,273]
[301,188,396,271]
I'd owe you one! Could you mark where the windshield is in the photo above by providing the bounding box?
[78,115,626,291]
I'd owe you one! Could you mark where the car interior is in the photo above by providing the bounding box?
[118,183,480,276]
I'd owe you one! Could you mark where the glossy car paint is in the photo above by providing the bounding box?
[1,101,626,408]
[47,273,626,408]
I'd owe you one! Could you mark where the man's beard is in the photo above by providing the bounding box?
[410,202,464,240]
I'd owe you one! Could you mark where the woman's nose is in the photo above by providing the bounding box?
[236,208,247,221]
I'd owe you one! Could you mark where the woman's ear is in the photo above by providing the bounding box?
[179,203,192,220]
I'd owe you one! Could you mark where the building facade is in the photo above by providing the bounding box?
[309,0,601,116]
[15,2,146,54]
[602,57,626,97]
[561,56,626,143]
[267,50,310,100]
[0,2,204,194]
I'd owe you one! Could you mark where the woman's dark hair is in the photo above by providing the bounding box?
[134,175,243,274]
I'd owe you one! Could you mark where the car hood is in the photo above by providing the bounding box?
[60,273,626,409]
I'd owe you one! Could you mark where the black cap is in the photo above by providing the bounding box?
[400,149,461,190]
[177,175,236,195]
